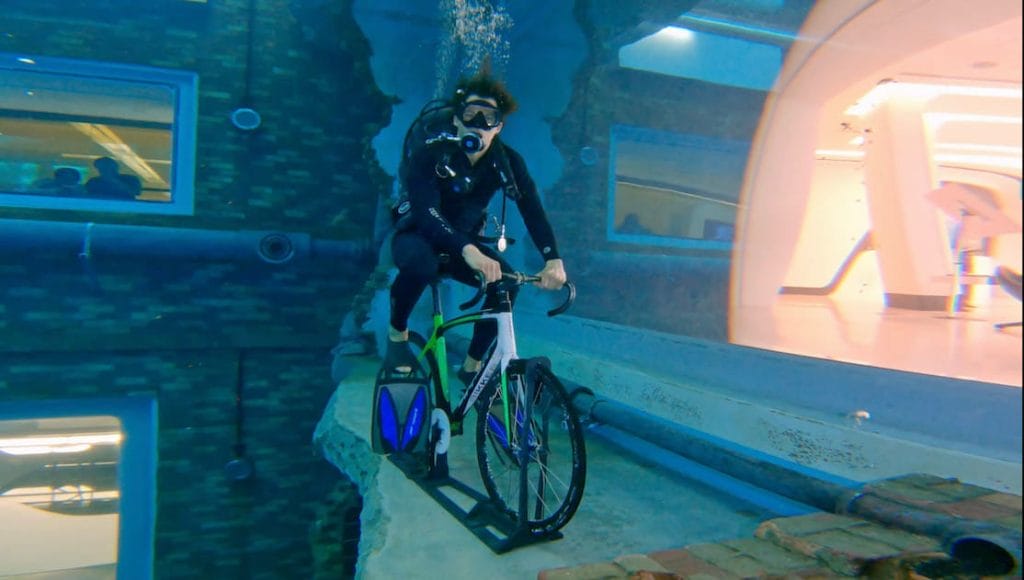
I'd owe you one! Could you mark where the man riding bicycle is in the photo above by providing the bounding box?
[386,67,566,380]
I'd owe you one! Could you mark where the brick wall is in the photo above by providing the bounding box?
[0,0,384,577]
[0,0,391,236]
[1,348,347,578]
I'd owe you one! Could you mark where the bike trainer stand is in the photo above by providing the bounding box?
[388,453,563,554]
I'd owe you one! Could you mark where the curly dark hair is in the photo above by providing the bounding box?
[452,61,518,115]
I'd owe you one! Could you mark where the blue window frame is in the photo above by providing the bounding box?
[0,396,157,579]
[0,53,197,215]
[608,124,748,250]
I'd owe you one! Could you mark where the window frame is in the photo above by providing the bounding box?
[607,124,746,250]
[0,52,198,216]
[0,396,157,579]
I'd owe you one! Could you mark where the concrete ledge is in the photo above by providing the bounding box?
[315,357,768,579]
[312,369,390,566]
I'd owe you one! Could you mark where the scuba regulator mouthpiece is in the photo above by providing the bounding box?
[460,133,482,153]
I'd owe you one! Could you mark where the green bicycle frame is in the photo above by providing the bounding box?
[417,281,518,433]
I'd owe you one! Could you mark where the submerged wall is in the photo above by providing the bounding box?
[543,1,767,341]
[0,0,385,577]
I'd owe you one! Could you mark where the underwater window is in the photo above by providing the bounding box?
[0,53,197,215]
[0,398,156,579]
[608,125,748,250]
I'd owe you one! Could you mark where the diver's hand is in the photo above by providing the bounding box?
[462,244,502,283]
[534,259,566,290]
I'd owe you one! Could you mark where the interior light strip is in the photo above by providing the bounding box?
[845,81,1023,117]
[933,153,1022,170]
[815,149,864,160]
[0,433,122,447]
[814,149,1021,170]
[70,122,169,186]
[0,432,122,456]
[924,113,1023,126]
[934,143,1023,154]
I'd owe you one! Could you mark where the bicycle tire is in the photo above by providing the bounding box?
[475,362,586,534]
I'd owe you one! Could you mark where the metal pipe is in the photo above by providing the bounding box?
[0,218,372,264]
[572,390,860,512]
[443,332,857,511]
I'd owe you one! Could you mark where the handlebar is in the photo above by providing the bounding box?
[458,272,576,317]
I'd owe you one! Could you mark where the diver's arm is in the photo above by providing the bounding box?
[506,148,560,261]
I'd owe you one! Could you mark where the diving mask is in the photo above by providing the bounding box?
[459,101,503,130]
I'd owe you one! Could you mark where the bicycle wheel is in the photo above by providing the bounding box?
[475,362,586,534]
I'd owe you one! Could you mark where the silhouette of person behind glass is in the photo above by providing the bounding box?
[617,212,653,235]
[32,167,86,196]
[85,157,142,200]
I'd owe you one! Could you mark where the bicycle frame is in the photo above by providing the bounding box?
[418,280,519,434]
[394,273,584,548]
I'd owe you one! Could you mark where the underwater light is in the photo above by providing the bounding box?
[658,26,695,42]
[231,107,262,131]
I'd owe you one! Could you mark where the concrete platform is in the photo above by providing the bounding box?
[315,308,1021,578]
[314,356,774,580]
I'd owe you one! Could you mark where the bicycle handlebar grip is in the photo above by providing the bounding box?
[547,280,576,317]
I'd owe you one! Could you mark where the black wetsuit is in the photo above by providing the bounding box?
[390,137,560,360]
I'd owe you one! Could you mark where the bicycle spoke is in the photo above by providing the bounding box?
[475,366,586,534]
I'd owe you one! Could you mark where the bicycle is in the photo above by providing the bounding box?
[402,271,587,542]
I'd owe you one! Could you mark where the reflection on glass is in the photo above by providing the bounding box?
[0,53,196,215]
[609,125,747,247]
[0,416,121,578]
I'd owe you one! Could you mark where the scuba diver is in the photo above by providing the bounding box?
[385,67,566,381]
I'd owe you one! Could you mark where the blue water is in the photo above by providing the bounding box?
[1,1,1020,578]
